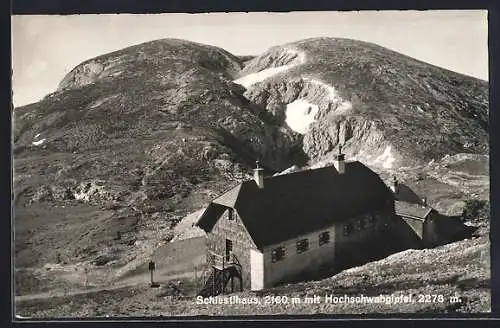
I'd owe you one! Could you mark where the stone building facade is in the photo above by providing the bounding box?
[196,149,398,293]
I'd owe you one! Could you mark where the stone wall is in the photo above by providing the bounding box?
[206,207,257,290]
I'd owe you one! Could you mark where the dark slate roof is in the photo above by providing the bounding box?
[395,183,424,205]
[197,161,394,249]
[395,200,433,220]
[196,202,228,232]
[433,216,474,239]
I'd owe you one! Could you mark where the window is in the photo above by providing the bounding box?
[319,231,330,246]
[296,238,309,254]
[355,219,363,231]
[225,239,233,261]
[227,208,234,220]
[359,218,366,230]
[343,222,354,236]
[368,214,376,225]
[364,214,375,227]
[271,246,285,262]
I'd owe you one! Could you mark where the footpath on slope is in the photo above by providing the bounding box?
[16,237,207,302]
[15,268,197,302]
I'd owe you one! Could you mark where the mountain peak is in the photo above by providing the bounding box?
[58,38,244,91]
[236,37,488,169]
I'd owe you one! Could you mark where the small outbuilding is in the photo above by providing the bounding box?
[391,177,474,248]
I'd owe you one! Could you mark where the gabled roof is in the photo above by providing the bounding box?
[395,200,433,221]
[213,183,243,208]
[197,161,394,249]
[196,202,228,232]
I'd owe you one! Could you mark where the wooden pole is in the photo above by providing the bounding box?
[212,267,215,295]
[194,263,198,294]
[149,260,156,286]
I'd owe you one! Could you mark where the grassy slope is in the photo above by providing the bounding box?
[16,233,489,317]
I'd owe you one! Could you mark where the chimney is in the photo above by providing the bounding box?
[421,196,428,207]
[333,144,345,174]
[254,160,264,189]
[390,176,399,194]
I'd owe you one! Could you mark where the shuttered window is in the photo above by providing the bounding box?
[355,219,363,231]
[296,239,309,254]
[368,214,376,225]
[319,231,330,246]
[343,222,354,236]
[271,246,285,262]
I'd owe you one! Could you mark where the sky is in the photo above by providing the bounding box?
[11,10,488,107]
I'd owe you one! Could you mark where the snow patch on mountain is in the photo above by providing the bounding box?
[273,165,302,176]
[233,47,306,88]
[373,145,396,169]
[32,139,46,146]
[234,66,294,88]
[285,99,320,134]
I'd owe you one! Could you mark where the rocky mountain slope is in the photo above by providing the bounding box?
[13,37,489,313]
[237,38,488,170]
[13,39,303,270]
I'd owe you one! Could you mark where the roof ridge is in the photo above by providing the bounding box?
[215,181,242,197]
[262,161,364,181]
[233,181,248,208]
[395,200,433,208]
[213,182,243,207]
